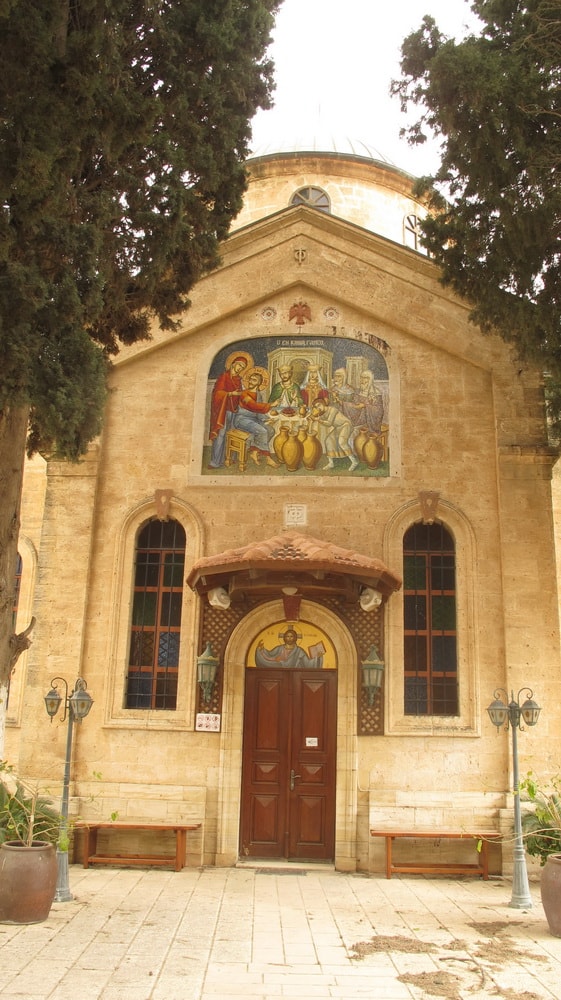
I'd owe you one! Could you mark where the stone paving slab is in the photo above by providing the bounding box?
[1,865,561,999]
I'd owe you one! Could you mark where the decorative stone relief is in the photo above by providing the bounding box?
[419,490,440,524]
[154,489,172,520]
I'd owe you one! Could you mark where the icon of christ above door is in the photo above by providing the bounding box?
[247,620,336,671]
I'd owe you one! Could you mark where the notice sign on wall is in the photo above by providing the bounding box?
[196,713,221,732]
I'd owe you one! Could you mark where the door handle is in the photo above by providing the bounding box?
[290,768,301,791]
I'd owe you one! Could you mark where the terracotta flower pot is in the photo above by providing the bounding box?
[0,841,58,924]
[540,853,561,937]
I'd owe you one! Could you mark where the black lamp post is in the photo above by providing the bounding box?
[487,687,541,909]
[44,676,93,902]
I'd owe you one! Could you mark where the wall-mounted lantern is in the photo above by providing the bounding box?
[197,643,219,705]
[361,644,385,706]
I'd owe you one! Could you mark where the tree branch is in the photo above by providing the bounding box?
[9,616,36,670]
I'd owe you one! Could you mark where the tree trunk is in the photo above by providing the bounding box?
[0,405,29,757]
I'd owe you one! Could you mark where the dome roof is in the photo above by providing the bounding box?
[249,130,395,165]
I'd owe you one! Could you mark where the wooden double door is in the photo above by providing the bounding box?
[240,667,337,860]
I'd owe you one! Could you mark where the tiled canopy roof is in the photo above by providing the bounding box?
[187,531,401,599]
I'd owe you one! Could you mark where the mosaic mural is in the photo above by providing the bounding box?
[247,620,336,670]
[203,334,389,477]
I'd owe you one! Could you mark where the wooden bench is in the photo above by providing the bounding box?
[370,829,501,880]
[75,821,202,872]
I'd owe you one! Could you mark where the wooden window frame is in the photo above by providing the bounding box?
[6,553,23,709]
[125,519,185,711]
[403,522,458,717]
[290,186,331,213]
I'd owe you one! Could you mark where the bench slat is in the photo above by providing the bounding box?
[370,830,501,880]
[74,821,202,872]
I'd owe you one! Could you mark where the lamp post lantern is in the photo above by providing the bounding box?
[196,643,219,706]
[487,687,541,909]
[44,676,93,902]
[361,645,385,707]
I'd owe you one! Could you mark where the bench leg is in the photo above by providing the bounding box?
[386,837,393,879]
[83,827,98,869]
[175,829,187,872]
[480,839,489,879]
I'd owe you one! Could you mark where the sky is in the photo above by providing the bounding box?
[250,0,483,176]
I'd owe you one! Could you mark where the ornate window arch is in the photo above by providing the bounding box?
[105,497,203,727]
[6,538,38,726]
[384,497,479,735]
[6,553,23,711]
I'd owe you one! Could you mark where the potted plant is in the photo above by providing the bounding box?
[0,761,61,923]
[521,772,561,937]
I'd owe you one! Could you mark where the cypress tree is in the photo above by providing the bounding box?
[0,0,280,742]
[393,0,561,433]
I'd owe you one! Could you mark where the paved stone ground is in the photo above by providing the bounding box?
[1,865,561,1000]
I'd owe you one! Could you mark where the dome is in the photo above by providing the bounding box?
[248,130,395,166]
[234,124,420,241]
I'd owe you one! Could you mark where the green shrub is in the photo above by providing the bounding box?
[521,772,561,866]
[0,761,61,847]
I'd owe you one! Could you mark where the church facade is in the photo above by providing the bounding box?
[7,140,561,874]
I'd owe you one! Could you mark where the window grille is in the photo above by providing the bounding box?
[404,213,420,250]
[125,519,185,710]
[6,553,22,709]
[403,522,458,716]
[12,553,22,627]
[290,186,331,213]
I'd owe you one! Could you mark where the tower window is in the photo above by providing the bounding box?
[290,187,331,213]
[404,213,420,250]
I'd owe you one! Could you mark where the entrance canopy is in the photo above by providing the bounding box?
[187,531,401,605]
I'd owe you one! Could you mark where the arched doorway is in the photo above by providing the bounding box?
[240,619,337,860]
[215,599,359,871]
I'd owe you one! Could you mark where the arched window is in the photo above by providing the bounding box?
[125,519,186,710]
[404,213,421,251]
[12,553,22,626]
[290,186,331,213]
[403,522,458,716]
[6,553,23,709]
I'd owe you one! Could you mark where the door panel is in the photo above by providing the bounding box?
[289,673,336,858]
[241,671,288,856]
[241,668,337,860]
